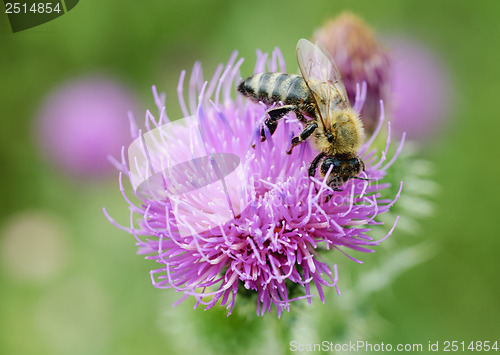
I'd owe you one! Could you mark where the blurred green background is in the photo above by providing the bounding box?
[1,1,499,354]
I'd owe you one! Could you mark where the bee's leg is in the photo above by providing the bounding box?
[292,109,308,124]
[308,152,326,195]
[308,152,326,178]
[261,105,296,142]
[286,122,318,155]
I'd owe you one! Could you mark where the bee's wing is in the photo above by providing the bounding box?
[296,39,350,128]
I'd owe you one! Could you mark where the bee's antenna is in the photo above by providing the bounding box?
[352,176,371,181]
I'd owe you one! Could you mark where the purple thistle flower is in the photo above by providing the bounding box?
[105,47,403,317]
[388,36,453,141]
[35,76,139,178]
[313,12,390,133]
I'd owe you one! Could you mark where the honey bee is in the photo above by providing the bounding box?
[238,38,368,190]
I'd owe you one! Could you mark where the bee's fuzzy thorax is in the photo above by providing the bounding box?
[312,108,364,156]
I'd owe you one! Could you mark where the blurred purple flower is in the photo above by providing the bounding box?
[314,12,390,133]
[388,36,453,141]
[35,77,139,178]
[105,48,403,316]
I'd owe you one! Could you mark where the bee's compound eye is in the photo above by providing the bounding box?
[349,158,360,171]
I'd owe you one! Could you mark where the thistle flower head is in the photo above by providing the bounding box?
[313,12,390,133]
[106,47,402,316]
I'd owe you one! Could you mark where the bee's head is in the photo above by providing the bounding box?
[321,155,366,189]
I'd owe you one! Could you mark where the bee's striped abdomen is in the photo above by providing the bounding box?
[238,73,309,105]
